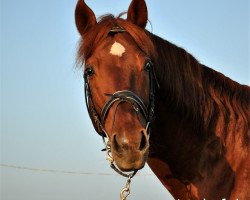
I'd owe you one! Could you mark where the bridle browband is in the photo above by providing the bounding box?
[83,25,159,199]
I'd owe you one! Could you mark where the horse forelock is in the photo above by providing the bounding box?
[76,14,156,65]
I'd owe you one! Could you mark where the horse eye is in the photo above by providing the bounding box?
[144,62,151,71]
[84,67,95,77]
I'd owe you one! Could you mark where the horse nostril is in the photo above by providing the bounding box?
[139,130,148,151]
[113,135,122,153]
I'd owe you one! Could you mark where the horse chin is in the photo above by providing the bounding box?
[112,149,149,172]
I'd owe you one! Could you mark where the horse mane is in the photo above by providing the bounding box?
[149,33,250,145]
[77,15,250,145]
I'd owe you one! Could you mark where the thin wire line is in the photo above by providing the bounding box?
[0,164,153,176]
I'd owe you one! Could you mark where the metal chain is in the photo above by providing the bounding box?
[120,175,132,200]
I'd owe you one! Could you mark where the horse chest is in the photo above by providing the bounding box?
[147,157,199,200]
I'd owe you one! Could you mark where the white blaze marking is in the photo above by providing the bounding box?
[110,42,125,57]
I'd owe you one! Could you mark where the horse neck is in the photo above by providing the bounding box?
[148,33,249,184]
[150,33,206,133]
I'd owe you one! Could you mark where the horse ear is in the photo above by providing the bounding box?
[127,0,148,28]
[75,0,97,35]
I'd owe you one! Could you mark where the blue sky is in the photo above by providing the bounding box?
[1,0,249,200]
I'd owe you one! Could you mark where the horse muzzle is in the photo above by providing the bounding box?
[110,129,149,171]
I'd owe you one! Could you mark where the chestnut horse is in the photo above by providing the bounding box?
[75,0,250,199]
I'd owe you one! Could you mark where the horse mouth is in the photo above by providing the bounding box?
[111,148,149,172]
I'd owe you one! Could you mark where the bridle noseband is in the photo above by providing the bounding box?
[84,61,158,139]
[83,26,159,199]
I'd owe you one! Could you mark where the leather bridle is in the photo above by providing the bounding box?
[83,26,159,179]
[84,62,158,139]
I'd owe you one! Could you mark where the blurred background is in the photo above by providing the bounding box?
[1,0,249,200]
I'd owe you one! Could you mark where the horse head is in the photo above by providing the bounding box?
[75,0,157,172]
